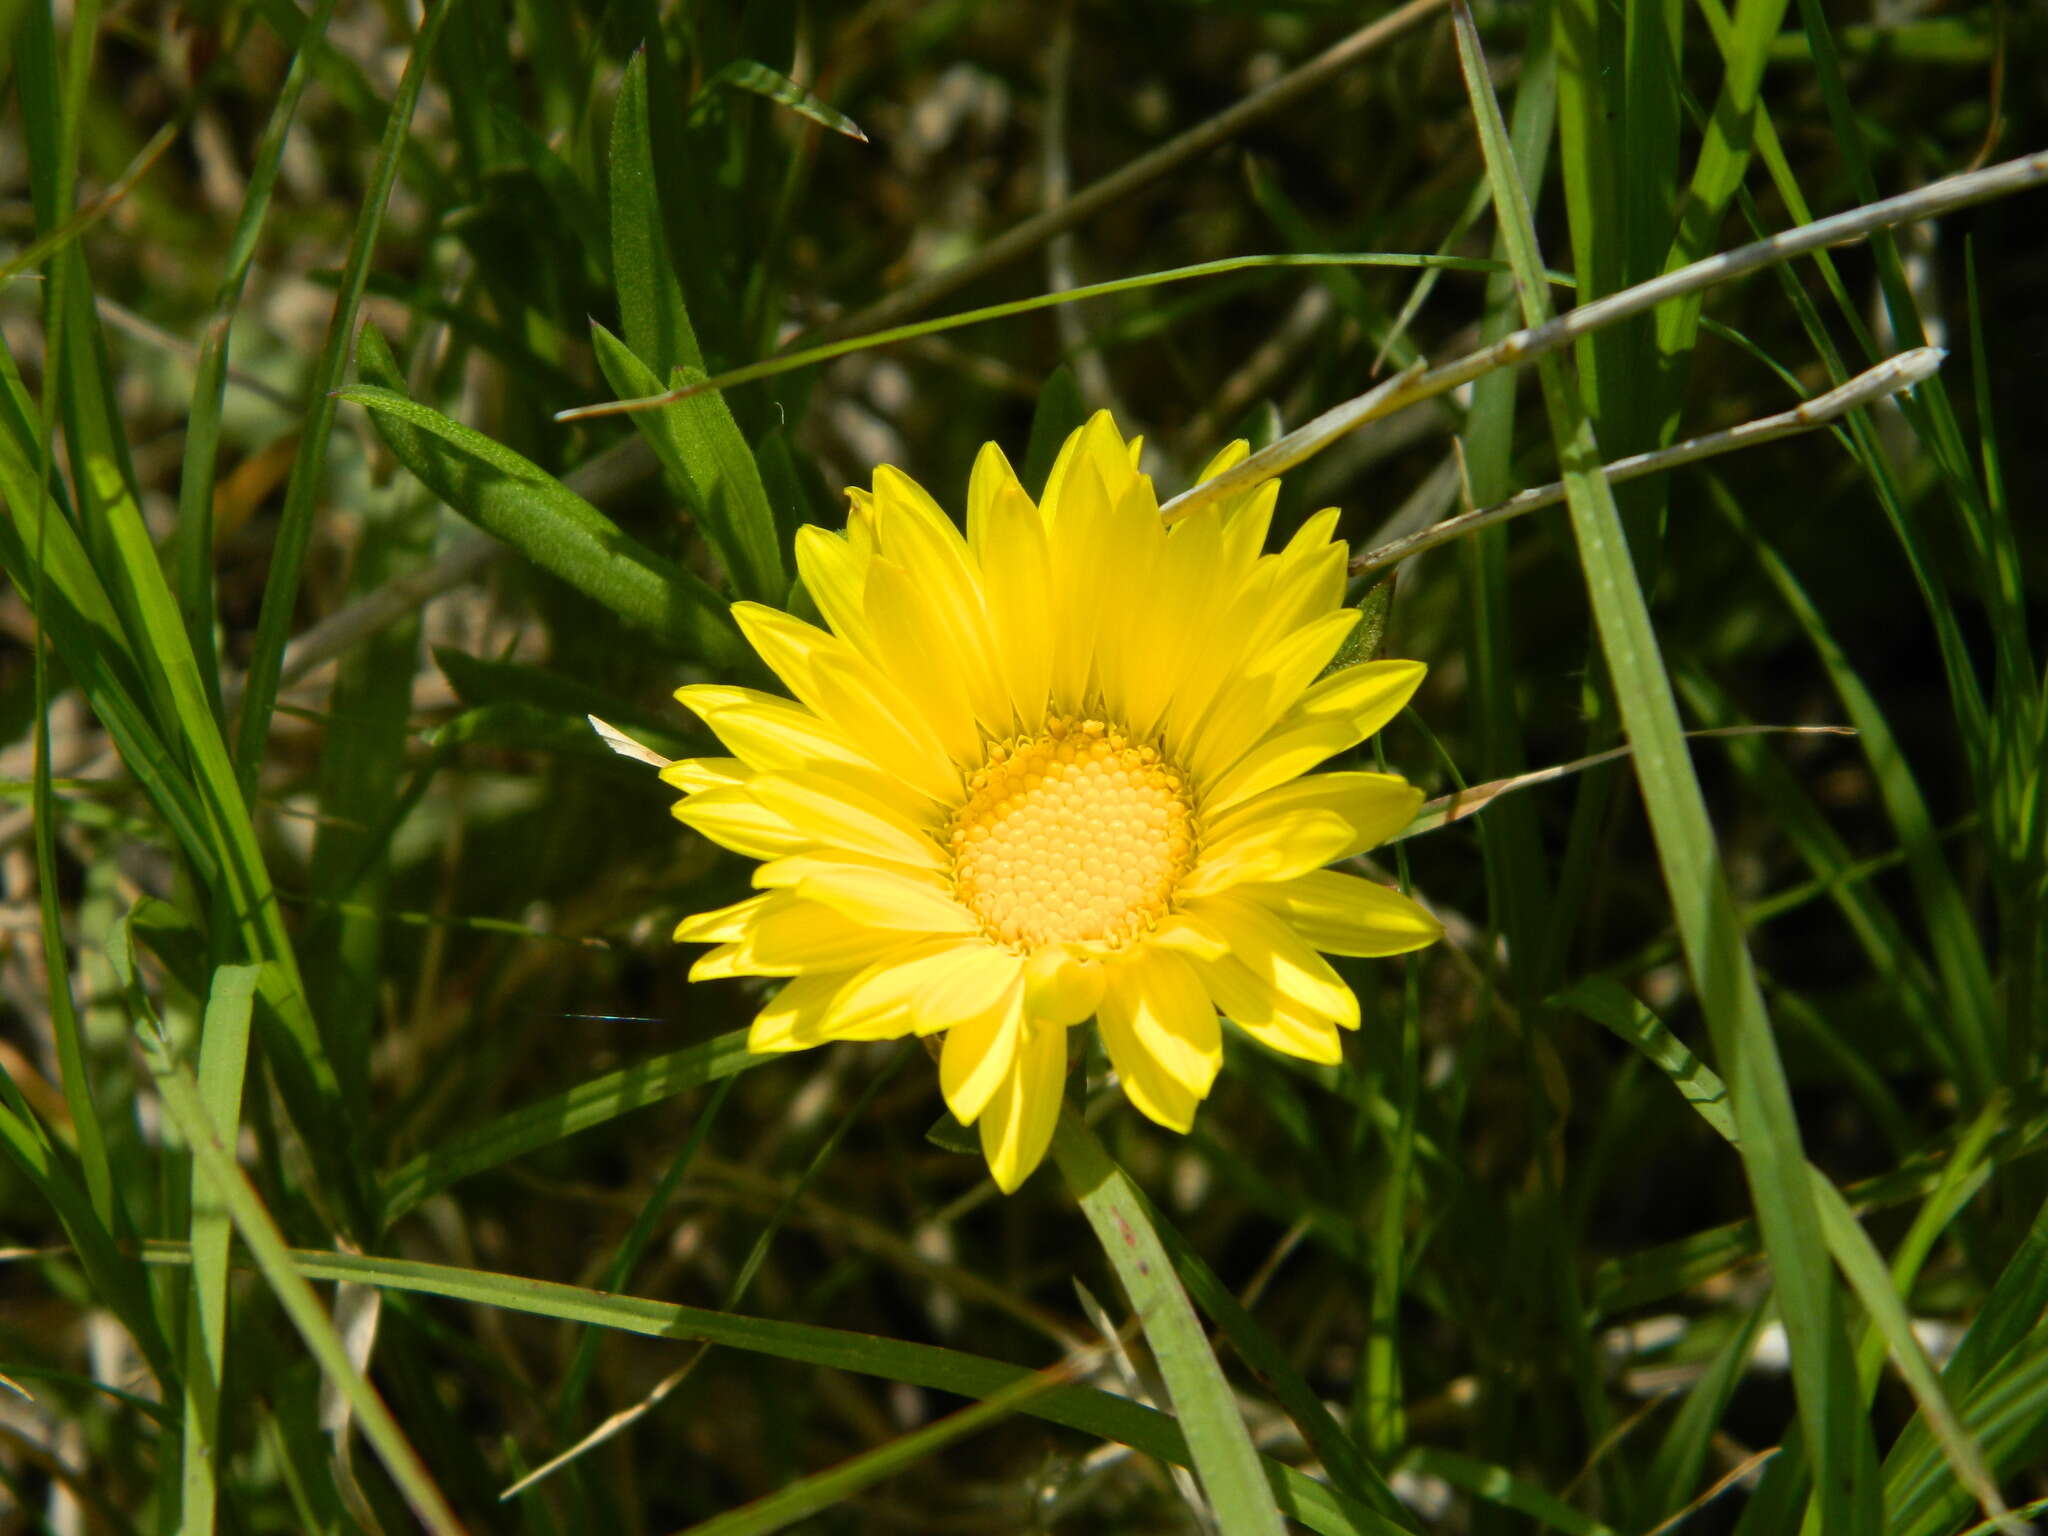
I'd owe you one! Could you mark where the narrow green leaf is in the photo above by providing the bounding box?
[379,1028,762,1225]
[1051,1108,1288,1536]
[172,0,339,689]
[140,1241,1394,1536]
[1446,4,1880,1525]
[1404,1447,1620,1536]
[144,1035,463,1535]
[231,0,459,802]
[1554,978,1736,1142]
[590,321,784,605]
[179,964,261,1536]
[691,58,868,142]
[342,338,742,665]
[610,49,705,378]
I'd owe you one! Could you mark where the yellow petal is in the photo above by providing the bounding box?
[1097,949,1220,1131]
[660,756,749,794]
[1184,770,1422,894]
[817,939,981,1040]
[971,474,1055,731]
[1185,950,1345,1065]
[1205,659,1427,814]
[1023,947,1107,1027]
[731,602,961,803]
[913,943,1027,1035]
[673,891,773,944]
[940,980,1023,1124]
[1180,892,1360,1029]
[869,468,1013,736]
[1238,869,1443,957]
[672,786,810,859]
[720,895,901,976]
[793,525,874,654]
[862,556,987,762]
[793,863,978,933]
[977,1018,1068,1192]
[748,971,859,1052]
[747,774,948,870]
[1184,607,1363,788]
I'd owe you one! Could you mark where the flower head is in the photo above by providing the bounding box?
[663,412,1441,1190]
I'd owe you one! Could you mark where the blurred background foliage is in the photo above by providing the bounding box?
[1,0,2046,1531]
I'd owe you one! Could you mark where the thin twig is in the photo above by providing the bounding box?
[1348,346,1946,575]
[1162,147,2048,522]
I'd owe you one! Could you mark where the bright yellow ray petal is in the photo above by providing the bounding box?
[719,896,904,976]
[913,943,1026,1035]
[1184,607,1363,788]
[747,971,859,1053]
[672,785,810,859]
[869,468,1013,736]
[862,556,987,762]
[660,756,749,794]
[1022,947,1107,1027]
[676,686,940,819]
[1180,892,1360,1030]
[1184,770,1422,894]
[816,939,984,1040]
[977,1018,1067,1193]
[793,863,979,933]
[793,525,874,655]
[731,602,961,802]
[673,891,773,944]
[1237,868,1443,957]
[1204,659,1427,813]
[940,981,1024,1125]
[747,774,948,869]
[1184,950,1345,1065]
[971,475,1055,731]
[1097,949,1220,1130]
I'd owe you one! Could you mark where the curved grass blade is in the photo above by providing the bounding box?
[692,59,867,142]
[339,366,742,665]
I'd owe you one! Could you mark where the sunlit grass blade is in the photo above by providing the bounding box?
[1446,2,1880,1525]
[141,1033,466,1536]
[1050,1107,1287,1536]
[178,963,260,1536]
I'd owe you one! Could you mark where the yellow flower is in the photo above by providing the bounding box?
[663,412,1441,1191]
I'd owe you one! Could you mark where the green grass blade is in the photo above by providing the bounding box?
[172,0,339,689]
[589,322,784,605]
[343,333,743,665]
[140,1241,1396,1536]
[229,0,457,802]
[1446,4,1881,1525]
[675,1345,1105,1536]
[379,1028,761,1225]
[1050,1107,1288,1536]
[178,963,260,1536]
[1403,1447,1619,1536]
[141,1033,466,1536]
[608,51,783,601]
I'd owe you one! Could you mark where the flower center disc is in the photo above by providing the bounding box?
[949,718,1196,948]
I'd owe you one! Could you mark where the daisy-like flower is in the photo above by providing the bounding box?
[661,412,1441,1191]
